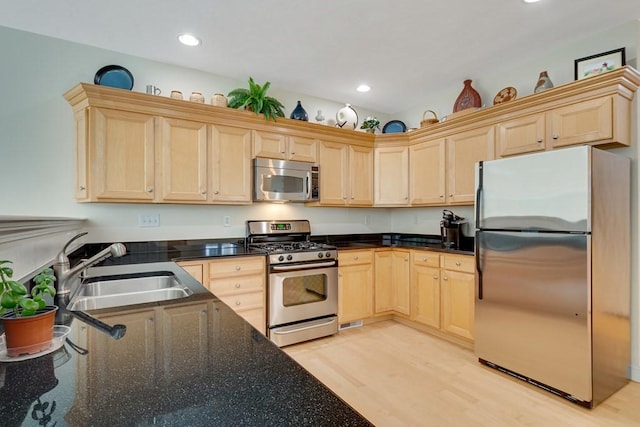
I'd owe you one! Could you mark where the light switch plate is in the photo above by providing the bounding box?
[223,216,231,227]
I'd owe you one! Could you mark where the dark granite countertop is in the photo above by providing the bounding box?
[0,273,372,426]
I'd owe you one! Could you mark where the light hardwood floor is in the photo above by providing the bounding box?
[284,321,640,427]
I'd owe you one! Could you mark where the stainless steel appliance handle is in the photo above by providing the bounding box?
[306,171,312,200]
[272,318,337,335]
[475,231,483,300]
[475,161,484,300]
[271,261,337,271]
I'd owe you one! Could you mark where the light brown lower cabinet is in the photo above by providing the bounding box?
[177,256,267,335]
[410,250,475,342]
[374,249,410,316]
[338,250,374,324]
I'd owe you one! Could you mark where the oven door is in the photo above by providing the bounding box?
[268,264,338,327]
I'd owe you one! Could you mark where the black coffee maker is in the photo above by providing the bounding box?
[440,209,466,249]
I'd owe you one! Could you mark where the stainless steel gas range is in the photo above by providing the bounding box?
[247,220,338,347]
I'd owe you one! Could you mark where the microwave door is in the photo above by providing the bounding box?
[257,167,307,202]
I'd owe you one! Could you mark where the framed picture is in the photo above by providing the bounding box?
[574,47,626,80]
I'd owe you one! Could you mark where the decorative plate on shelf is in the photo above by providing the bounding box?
[382,120,407,133]
[493,86,517,105]
[94,65,134,90]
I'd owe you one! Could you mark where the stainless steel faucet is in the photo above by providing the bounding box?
[54,232,127,296]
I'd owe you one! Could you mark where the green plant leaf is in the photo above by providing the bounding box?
[8,280,27,295]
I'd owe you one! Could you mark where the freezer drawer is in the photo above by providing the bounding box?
[475,230,591,402]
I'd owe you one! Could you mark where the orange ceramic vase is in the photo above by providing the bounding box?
[2,306,58,356]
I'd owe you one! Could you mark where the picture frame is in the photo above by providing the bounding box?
[574,47,626,80]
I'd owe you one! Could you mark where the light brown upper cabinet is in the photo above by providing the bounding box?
[445,125,495,204]
[374,144,409,206]
[409,138,446,205]
[253,130,318,163]
[90,107,156,202]
[210,125,252,203]
[318,140,373,206]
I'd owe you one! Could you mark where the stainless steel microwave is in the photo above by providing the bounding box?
[253,158,319,202]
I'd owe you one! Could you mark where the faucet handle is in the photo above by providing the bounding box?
[56,232,88,264]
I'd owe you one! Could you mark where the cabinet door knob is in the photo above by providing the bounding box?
[291,151,296,155]
[201,190,207,195]
[443,276,448,281]
[354,256,359,260]
[433,275,439,279]
[552,134,559,140]
[405,257,409,261]
[79,186,86,191]
[235,301,241,306]
[536,138,543,143]
[439,195,444,198]
[146,186,154,192]
[214,190,220,195]
[449,194,453,197]
[422,257,427,261]
[455,261,461,266]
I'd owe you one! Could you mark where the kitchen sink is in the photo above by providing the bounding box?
[67,271,194,311]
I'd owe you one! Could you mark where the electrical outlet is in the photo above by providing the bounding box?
[138,214,160,227]
[364,215,371,225]
[223,216,231,227]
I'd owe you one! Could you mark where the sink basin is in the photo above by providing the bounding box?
[68,271,193,311]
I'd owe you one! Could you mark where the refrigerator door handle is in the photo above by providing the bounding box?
[475,161,483,227]
[475,230,483,300]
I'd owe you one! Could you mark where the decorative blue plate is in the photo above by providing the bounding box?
[94,65,134,90]
[382,120,407,133]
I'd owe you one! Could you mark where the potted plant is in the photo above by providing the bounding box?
[360,116,380,134]
[227,77,285,121]
[0,261,57,356]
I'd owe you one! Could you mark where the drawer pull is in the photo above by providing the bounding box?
[235,283,241,288]
[354,256,359,260]
[235,266,241,271]
[422,257,427,262]
[455,261,461,267]
[235,301,241,306]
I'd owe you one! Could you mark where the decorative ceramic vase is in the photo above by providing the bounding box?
[290,100,309,121]
[453,80,482,112]
[336,104,358,129]
[189,92,205,103]
[534,71,554,93]
[170,90,183,100]
[210,93,228,107]
[315,109,325,123]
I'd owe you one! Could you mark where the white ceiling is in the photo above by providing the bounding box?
[1,0,639,114]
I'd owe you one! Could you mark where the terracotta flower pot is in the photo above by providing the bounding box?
[1,306,58,357]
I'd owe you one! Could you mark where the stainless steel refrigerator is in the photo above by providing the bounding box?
[474,146,630,408]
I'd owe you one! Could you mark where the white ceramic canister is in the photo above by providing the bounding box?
[210,93,228,107]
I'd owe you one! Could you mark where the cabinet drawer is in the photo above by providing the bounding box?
[241,308,265,333]
[442,254,475,273]
[338,249,374,266]
[411,250,440,268]
[217,291,263,311]
[208,256,265,277]
[208,275,264,295]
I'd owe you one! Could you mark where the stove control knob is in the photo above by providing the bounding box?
[278,255,284,262]
[326,252,332,258]
[317,252,324,258]
[287,255,293,261]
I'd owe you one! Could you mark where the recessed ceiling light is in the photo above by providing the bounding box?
[357,84,371,93]
[178,33,201,47]
[522,0,541,3]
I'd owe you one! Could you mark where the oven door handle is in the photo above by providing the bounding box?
[271,261,337,271]
[271,318,337,335]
